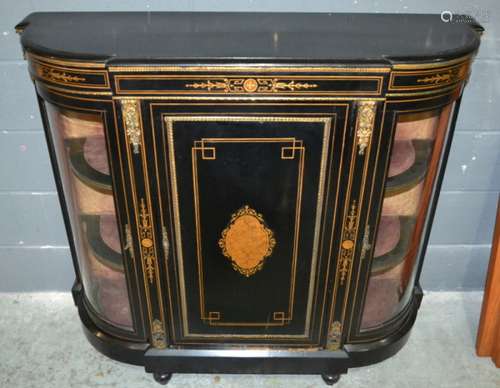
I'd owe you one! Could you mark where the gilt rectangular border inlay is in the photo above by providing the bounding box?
[164,115,333,338]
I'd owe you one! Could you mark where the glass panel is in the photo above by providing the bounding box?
[45,104,133,330]
[361,105,454,329]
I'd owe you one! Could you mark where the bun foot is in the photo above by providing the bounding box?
[322,374,341,385]
[153,372,172,385]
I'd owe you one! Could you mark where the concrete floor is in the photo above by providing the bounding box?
[0,292,498,388]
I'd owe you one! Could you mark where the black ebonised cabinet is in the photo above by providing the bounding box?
[16,12,482,385]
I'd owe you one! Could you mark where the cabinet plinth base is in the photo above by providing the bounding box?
[144,348,349,376]
[76,284,421,383]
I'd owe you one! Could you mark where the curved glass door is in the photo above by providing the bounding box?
[45,104,133,330]
[361,105,454,329]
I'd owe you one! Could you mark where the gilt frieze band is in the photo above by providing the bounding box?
[29,59,110,90]
[113,75,384,96]
[389,60,470,92]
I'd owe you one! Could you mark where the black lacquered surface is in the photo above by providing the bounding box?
[144,99,353,345]
[168,119,328,338]
[18,12,480,63]
[18,9,481,381]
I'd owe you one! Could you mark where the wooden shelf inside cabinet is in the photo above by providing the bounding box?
[66,137,112,193]
[371,216,416,275]
[81,214,124,273]
[385,140,433,197]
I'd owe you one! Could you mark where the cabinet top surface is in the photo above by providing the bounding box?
[17,12,481,65]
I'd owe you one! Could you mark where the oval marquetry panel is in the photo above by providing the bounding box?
[219,205,276,277]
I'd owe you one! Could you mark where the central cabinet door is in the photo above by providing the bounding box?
[149,103,351,346]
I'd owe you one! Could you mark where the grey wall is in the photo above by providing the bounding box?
[0,1,498,292]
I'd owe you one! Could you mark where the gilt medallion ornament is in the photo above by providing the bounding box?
[218,205,276,277]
